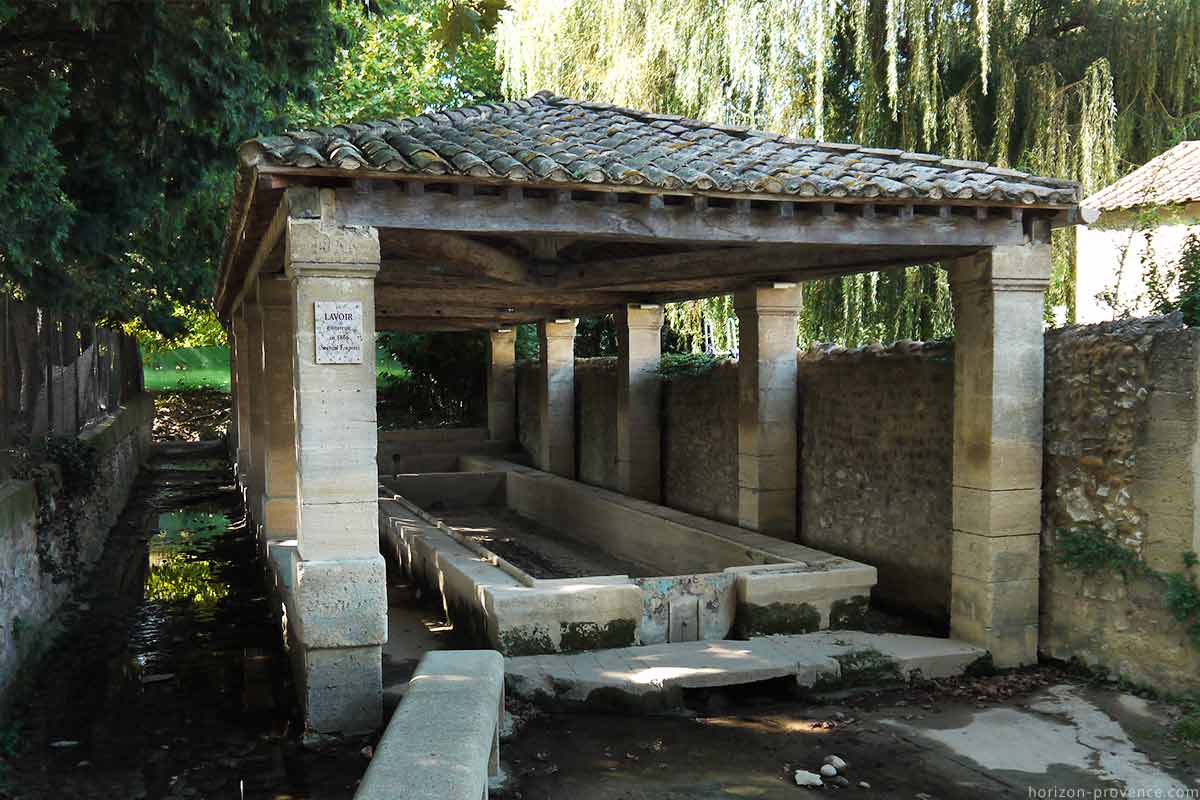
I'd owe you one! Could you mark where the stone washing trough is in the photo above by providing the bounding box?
[378,456,877,656]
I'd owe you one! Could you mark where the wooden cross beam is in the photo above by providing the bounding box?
[335,184,1029,249]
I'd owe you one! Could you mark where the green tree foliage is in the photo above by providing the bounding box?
[499,0,1200,345]
[289,0,503,126]
[377,331,487,427]
[1166,233,1200,326]
[0,0,357,335]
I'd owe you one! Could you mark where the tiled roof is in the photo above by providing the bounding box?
[239,92,1079,206]
[1084,141,1200,211]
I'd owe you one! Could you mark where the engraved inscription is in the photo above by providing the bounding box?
[314,301,364,364]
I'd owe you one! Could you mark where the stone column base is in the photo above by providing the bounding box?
[296,644,383,736]
[284,555,388,736]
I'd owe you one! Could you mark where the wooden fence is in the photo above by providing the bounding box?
[0,298,144,463]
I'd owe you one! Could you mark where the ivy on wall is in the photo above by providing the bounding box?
[1055,527,1200,650]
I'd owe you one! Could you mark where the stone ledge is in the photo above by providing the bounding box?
[505,632,988,710]
[355,650,503,800]
[79,393,155,455]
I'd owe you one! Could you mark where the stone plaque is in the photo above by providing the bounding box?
[314,301,364,364]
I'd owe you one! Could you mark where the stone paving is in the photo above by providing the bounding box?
[505,631,987,706]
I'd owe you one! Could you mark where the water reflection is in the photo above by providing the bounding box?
[146,510,231,609]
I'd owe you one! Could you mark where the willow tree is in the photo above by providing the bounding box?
[499,0,1200,346]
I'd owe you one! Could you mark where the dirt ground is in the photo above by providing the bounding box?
[151,390,231,443]
[503,672,1200,800]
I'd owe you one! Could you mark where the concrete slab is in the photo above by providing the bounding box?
[505,631,987,708]
[883,683,1190,794]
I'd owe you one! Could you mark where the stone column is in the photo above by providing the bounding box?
[245,299,268,525]
[231,307,253,495]
[537,319,577,478]
[735,284,802,539]
[948,238,1050,668]
[284,190,386,735]
[487,328,516,442]
[227,342,239,464]
[258,275,297,543]
[616,304,664,502]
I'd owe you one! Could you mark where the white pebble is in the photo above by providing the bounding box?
[794,769,823,787]
[825,755,848,771]
[820,764,838,777]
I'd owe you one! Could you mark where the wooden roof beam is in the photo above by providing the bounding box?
[334,185,1029,249]
[383,230,529,284]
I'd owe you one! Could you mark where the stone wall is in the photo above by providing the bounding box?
[515,357,738,520]
[1040,314,1200,691]
[515,361,542,465]
[661,362,738,524]
[574,358,619,491]
[797,342,955,624]
[0,393,154,712]
[510,319,1200,690]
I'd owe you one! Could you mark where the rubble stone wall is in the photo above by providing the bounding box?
[661,362,739,524]
[797,342,955,624]
[515,361,542,466]
[574,358,619,491]
[1040,314,1200,691]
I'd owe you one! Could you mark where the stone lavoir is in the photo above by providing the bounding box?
[215,91,1080,735]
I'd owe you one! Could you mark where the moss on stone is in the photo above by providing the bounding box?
[816,648,902,689]
[559,619,637,652]
[829,595,869,629]
[498,625,555,656]
[736,602,821,637]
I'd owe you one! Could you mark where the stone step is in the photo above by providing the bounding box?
[505,631,988,710]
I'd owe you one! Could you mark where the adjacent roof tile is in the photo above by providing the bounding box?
[1083,141,1200,211]
[238,93,1080,206]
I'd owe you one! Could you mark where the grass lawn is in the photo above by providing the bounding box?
[143,344,410,392]
[144,346,232,392]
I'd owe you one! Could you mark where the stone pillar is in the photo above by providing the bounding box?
[948,239,1050,668]
[284,192,386,735]
[616,304,664,502]
[245,299,268,525]
[487,328,516,442]
[537,319,577,478]
[227,341,239,463]
[734,284,802,539]
[258,276,297,543]
[231,307,253,494]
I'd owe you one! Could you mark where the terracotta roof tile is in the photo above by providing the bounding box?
[1084,141,1200,211]
[237,92,1080,206]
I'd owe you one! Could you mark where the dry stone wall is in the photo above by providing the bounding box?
[797,341,955,624]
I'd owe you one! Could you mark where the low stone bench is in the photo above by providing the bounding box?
[355,650,504,800]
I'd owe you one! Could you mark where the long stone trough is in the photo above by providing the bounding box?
[379,456,876,656]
